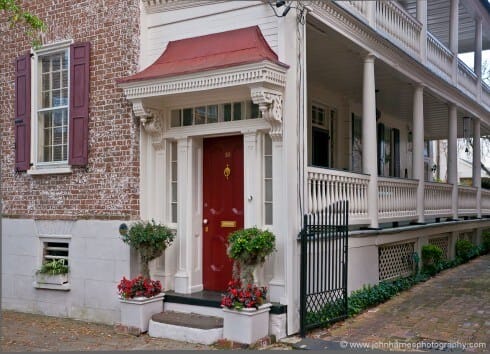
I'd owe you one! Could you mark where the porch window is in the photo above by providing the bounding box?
[377,123,401,177]
[311,104,334,168]
[351,113,362,173]
[170,141,177,223]
[170,101,260,127]
[264,134,273,225]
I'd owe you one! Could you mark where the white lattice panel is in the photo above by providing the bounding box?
[429,235,450,260]
[379,242,415,281]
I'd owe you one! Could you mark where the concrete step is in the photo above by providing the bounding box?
[148,311,223,345]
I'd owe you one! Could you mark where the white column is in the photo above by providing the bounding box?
[474,17,482,79]
[362,54,379,228]
[269,136,285,302]
[243,131,259,227]
[473,118,482,218]
[174,137,194,293]
[449,0,459,81]
[413,84,425,223]
[416,0,427,63]
[448,104,459,220]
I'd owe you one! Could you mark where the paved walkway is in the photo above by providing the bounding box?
[308,254,490,352]
[0,311,212,351]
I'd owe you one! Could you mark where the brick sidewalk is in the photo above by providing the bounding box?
[0,311,212,351]
[309,254,490,352]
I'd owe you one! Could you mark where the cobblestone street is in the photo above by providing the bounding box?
[309,254,490,352]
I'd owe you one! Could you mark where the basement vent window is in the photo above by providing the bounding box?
[378,241,415,281]
[34,238,71,291]
[43,241,69,265]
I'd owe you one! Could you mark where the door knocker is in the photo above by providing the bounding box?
[224,164,231,180]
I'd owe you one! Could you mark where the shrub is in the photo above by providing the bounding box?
[421,244,444,276]
[117,275,162,299]
[120,220,175,278]
[37,259,69,275]
[455,239,479,262]
[227,227,276,284]
[481,230,490,254]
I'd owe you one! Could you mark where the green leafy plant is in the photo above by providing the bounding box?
[227,227,276,284]
[421,244,444,276]
[37,259,69,275]
[455,239,479,262]
[1,0,45,47]
[120,220,175,278]
[481,230,490,254]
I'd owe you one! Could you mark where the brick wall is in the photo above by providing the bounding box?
[0,0,140,220]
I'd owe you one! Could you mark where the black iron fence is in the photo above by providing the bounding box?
[299,200,349,337]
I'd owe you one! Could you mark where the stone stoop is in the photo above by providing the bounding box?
[148,311,223,345]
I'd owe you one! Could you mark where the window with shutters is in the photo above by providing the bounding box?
[15,40,90,174]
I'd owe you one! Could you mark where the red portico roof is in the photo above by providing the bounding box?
[118,26,288,84]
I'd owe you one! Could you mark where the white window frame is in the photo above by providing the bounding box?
[28,40,73,175]
[34,234,71,291]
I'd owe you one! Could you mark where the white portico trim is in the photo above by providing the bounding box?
[118,26,289,295]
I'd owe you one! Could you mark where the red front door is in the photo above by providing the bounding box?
[203,135,244,291]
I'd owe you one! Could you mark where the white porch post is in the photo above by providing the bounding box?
[473,118,482,218]
[413,84,425,223]
[362,54,379,228]
[475,16,483,101]
[448,104,459,220]
[174,137,194,293]
[449,0,459,81]
[269,135,285,302]
[416,0,427,63]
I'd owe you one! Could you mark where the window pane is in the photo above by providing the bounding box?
[62,73,68,89]
[172,182,177,202]
[42,91,50,108]
[42,73,50,91]
[62,52,68,70]
[265,134,272,155]
[52,71,61,90]
[265,203,273,225]
[38,109,68,163]
[195,106,206,125]
[52,89,62,107]
[53,127,63,145]
[52,56,61,72]
[171,142,177,160]
[171,161,177,181]
[207,105,218,123]
[171,204,177,223]
[223,104,231,122]
[249,102,260,119]
[53,145,63,161]
[233,102,242,121]
[171,110,181,127]
[43,147,52,162]
[265,156,272,178]
[183,108,193,126]
[42,58,50,73]
[265,179,273,201]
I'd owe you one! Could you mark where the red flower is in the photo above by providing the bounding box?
[117,275,162,299]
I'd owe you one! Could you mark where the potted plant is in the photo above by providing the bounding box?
[222,227,276,344]
[117,219,175,333]
[226,227,276,285]
[221,279,271,344]
[35,259,69,285]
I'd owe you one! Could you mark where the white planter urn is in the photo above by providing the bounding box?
[222,303,271,344]
[119,293,164,333]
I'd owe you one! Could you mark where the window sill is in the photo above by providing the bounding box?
[27,166,72,175]
[33,281,71,291]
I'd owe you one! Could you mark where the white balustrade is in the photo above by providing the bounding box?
[424,181,453,217]
[481,189,490,215]
[457,60,478,97]
[378,177,418,221]
[427,33,453,81]
[458,186,478,215]
[375,1,422,58]
[335,1,369,21]
[307,167,370,225]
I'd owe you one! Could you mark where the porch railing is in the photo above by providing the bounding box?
[307,167,369,225]
[424,181,453,218]
[378,177,417,221]
[375,1,421,58]
[426,33,453,82]
[457,61,478,98]
[458,186,478,216]
[482,189,490,215]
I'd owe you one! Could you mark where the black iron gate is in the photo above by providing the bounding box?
[299,200,349,337]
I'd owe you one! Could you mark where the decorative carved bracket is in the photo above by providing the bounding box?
[250,87,284,141]
[130,99,165,149]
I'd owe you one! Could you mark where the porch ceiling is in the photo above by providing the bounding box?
[306,18,490,141]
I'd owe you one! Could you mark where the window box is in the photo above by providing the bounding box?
[35,272,68,285]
